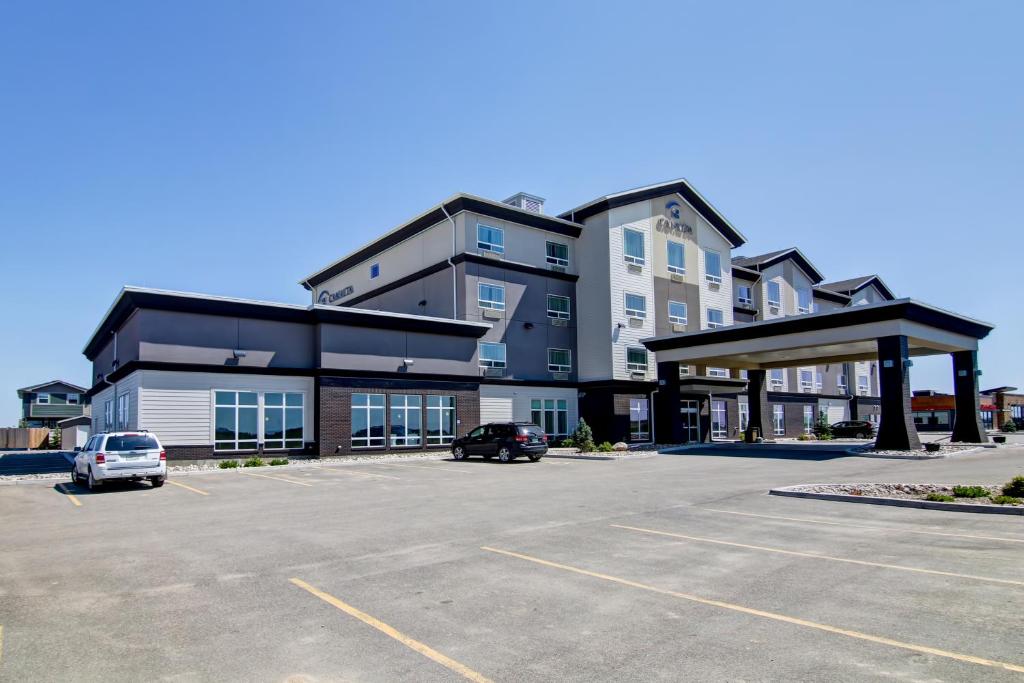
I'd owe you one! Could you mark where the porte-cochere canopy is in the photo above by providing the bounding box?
[642,299,994,450]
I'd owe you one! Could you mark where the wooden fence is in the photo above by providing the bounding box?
[0,428,52,450]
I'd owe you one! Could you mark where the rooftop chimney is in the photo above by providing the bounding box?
[502,192,545,214]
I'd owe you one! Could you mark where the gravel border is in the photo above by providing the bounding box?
[771,484,1024,515]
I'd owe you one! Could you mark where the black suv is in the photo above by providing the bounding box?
[829,420,876,439]
[451,422,548,462]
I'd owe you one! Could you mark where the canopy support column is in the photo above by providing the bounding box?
[744,370,772,442]
[951,350,988,443]
[875,335,921,451]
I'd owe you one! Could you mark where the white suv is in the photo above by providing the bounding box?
[73,432,167,490]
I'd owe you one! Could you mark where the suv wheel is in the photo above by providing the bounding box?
[452,446,467,461]
[855,431,867,439]
[87,467,101,491]
[528,454,543,462]
[497,446,513,463]
[70,465,80,485]
[150,476,165,488]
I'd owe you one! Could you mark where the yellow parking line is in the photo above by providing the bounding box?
[610,524,1024,587]
[56,483,82,507]
[481,546,1024,674]
[166,480,209,496]
[243,472,313,487]
[386,463,472,474]
[699,508,1024,544]
[289,578,492,682]
[0,623,4,665]
[319,467,400,480]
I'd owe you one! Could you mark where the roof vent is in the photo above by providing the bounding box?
[502,192,545,214]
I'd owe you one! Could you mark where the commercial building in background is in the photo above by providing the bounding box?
[913,387,1023,431]
[16,380,87,428]
[83,178,931,459]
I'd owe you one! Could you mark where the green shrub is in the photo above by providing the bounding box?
[596,441,614,452]
[813,411,833,439]
[559,437,575,448]
[269,458,289,466]
[572,419,595,453]
[797,433,814,441]
[219,460,239,469]
[990,495,1022,506]
[243,456,265,468]
[951,485,989,498]
[1002,419,1017,433]
[1001,476,1024,497]
[925,492,955,502]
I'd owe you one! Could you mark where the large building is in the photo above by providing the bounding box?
[83,178,931,459]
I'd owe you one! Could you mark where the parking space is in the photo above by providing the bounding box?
[2,449,1023,680]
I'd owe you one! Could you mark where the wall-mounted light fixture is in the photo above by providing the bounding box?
[232,349,247,359]
[403,359,415,366]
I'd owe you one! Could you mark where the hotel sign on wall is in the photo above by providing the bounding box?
[317,286,354,304]
[655,200,694,237]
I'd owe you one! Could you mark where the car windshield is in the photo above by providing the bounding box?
[104,435,160,451]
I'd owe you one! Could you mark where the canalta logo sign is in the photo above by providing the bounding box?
[655,200,693,236]
[317,286,354,305]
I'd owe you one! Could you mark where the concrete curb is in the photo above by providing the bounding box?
[770,486,1024,515]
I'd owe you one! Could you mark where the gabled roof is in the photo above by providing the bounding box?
[730,247,825,284]
[811,286,851,304]
[731,264,761,281]
[557,178,747,248]
[83,286,493,359]
[300,193,584,290]
[820,275,896,300]
[17,380,87,397]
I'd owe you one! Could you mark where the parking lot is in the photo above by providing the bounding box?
[2,446,1023,681]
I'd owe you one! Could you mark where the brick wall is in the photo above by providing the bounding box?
[319,382,479,456]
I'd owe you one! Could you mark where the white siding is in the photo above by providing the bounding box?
[608,204,655,381]
[478,385,578,427]
[137,370,314,446]
[696,218,733,329]
[91,374,140,432]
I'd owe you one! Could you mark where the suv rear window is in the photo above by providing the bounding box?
[517,425,545,437]
[104,435,160,451]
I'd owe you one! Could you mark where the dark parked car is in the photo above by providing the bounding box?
[830,420,876,439]
[451,422,548,462]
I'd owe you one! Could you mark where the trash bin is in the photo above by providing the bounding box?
[746,428,759,443]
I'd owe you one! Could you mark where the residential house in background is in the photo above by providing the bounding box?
[16,380,87,428]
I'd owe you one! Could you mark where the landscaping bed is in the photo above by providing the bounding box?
[772,476,1024,514]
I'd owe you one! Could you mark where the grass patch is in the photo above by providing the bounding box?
[243,456,265,468]
[595,441,614,453]
[925,492,955,502]
[1001,476,1024,497]
[990,495,1022,506]
[269,458,289,466]
[218,460,239,469]
[951,485,989,498]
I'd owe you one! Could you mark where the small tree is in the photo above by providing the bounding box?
[573,418,595,453]
[1002,416,1018,433]
[813,410,833,440]
[49,428,61,449]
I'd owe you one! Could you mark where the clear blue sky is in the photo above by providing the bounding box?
[1,1,1021,425]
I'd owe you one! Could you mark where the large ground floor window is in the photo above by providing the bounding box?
[215,391,259,451]
[532,399,568,438]
[216,390,305,451]
[803,405,814,434]
[264,392,304,450]
[352,393,386,448]
[711,400,728,439]
[629,398,650,441]
[773,404,785,436]
[390,394,423,447]
[738,402,749,433]
[427,396,456,445]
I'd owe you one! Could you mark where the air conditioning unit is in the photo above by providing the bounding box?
[480,250,503,260]
[671,324,687,333]
[670,273,685,283]
[481,309,502,320]
[628,317,644,328]
[551,372,569,381]
[627,263,643,274]
[482,367,506,378]
[630,371,647,380]
[549,265,566,273]
[551,318,568,327]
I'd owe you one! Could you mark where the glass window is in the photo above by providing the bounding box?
[264,392,304,450]
[531,399,569,438]
[479,342,506,368]
[426,396,456,446]
[478,282,505,310]
[815,372,823,392]
[773,404,785,436]
[667,241,685,275]
[369,262,380,279]
[739,402,750,432]
[389,394,422,447]
[704,250,722,283]
[547,348,571,373]
[477,224,504,253]
[546,241,568,267]
[737,285,752,305]
[837,374,848,393]
[629,398,650,441]
[708,367,730,378]
[104,400,114,430]
[706,308,724,328]
[117,394,130,430]
[351,393,386,448]
[105,434,160,451]
[711,400,728,439]
[857,376,871,395]
[668,301,687,325]
[769,369,784,390]
[803,405,815,434]
[767,281,782,307]
[36,393,50,404]
[623,228,645,265]
[624,293,647,319]
[797,288,812,314]
[546,294,570,320]
[800,369,814,392]
[215,391,259,451]
[67,393,80,405]
[626,347,648,373]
